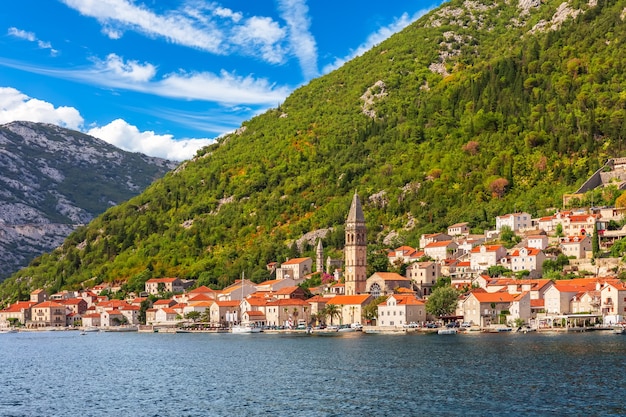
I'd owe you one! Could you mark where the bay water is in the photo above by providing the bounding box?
[1,331,625,416]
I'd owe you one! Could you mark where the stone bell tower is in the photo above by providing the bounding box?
[344,191,367,295]
[316,238,324,273]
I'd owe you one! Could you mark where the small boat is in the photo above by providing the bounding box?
[612,325,626,335]
[0,329,18,334]
[231,324,262,334]
[437,328,458,335]
[82,327,99,333]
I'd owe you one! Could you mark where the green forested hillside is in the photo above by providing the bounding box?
[3,0,626,302]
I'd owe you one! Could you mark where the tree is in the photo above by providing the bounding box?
[185,311,201,322]
[362,295,387,324]
[487,265,512,278]
[324,304,341,325]
[592,222,600,258]
[426,286,460,317]
[138,299,151,325]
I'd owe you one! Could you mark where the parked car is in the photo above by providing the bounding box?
[425,323,440,328]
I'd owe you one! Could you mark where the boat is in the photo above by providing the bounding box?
[338,324,356,332]
[231,324,262,334]
[0,328,18,334]
[82,327,99,333]
[437,328,458,335]
[311,325,339,335]
[612,325,626,334]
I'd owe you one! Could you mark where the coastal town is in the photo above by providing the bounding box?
[4,159,626,335]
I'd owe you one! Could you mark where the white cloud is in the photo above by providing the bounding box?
[7,27,58,56]
[98,53,157,83]
[88,119,214,161]
[8,27,36,42]
[0,86,212,161]
[322,10,430,74]
[277,0,318,79]
[0,87,83,129]
[61,0,290,65]
[213,7,243,23]
[230,16,286,64]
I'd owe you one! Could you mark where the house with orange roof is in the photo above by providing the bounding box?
[29,301,66,328]
[0,301,36,327]
[496,212,532,232]
[571,290,601,315]
[130,297,150,307]
[82,312,101,328]
[470,245,507,271]
[95,299,133,313]
[218,279,257,301]
[377,294,426,327]
[508,292,532,323]
[448,222,470,237]
[406,262,440,297]
[559,235,592,259]
[461,291,517,327]
[255,277,298,293]
[326,294,372,325]
[242,310,266,327]
[502,247,547,277]
[387,246,422,265]
[560,213,598,236]
[275,257,312,281]
[101,310,128,327]
[183,300,213,317]
[144,277,184,295]
[210,300,241,326]
[543,279,600,314]
[306,295,328,321]
[449,260,475,281]
[59,298,88,315]
[155,308,180,324]
[328,282,345,295]
[119,305,140,325]
[419,233,452,250]
[30,288,48,304]
[423,240,458,261]
[600,280,626,319]
[365,272,412,298]
[264,298,310,327]
[456,238,485,257]
[274,286,307,300]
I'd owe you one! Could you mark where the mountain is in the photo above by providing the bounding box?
[0,121,177,280]
[2,0,626,301]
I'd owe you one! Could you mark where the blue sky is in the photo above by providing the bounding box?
[0,0,440,160]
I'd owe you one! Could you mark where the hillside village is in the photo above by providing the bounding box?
[4,182,626,334]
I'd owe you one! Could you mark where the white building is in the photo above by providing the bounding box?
[496,212,532,232]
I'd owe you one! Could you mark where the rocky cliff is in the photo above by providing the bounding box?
[0,121,177,280]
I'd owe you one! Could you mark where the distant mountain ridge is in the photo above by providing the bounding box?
[2,0,626,301]
[0,121,177,280]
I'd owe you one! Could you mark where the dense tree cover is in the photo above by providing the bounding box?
[2,0,626,302]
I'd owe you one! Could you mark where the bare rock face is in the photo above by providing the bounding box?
[0,121,177,280]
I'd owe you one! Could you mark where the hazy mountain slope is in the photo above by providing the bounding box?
[2,0,626,301]
[0,121,177,280]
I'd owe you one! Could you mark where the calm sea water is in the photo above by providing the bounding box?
[1,330,625,417]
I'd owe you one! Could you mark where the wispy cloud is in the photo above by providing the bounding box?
[322,9,431,74]
[0,55,291,106]
[277,0,318,79]
[61,0,290,65]
[7,27,58,56]
[0,87,211,161]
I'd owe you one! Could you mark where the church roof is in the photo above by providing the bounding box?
[347,191,365,223]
